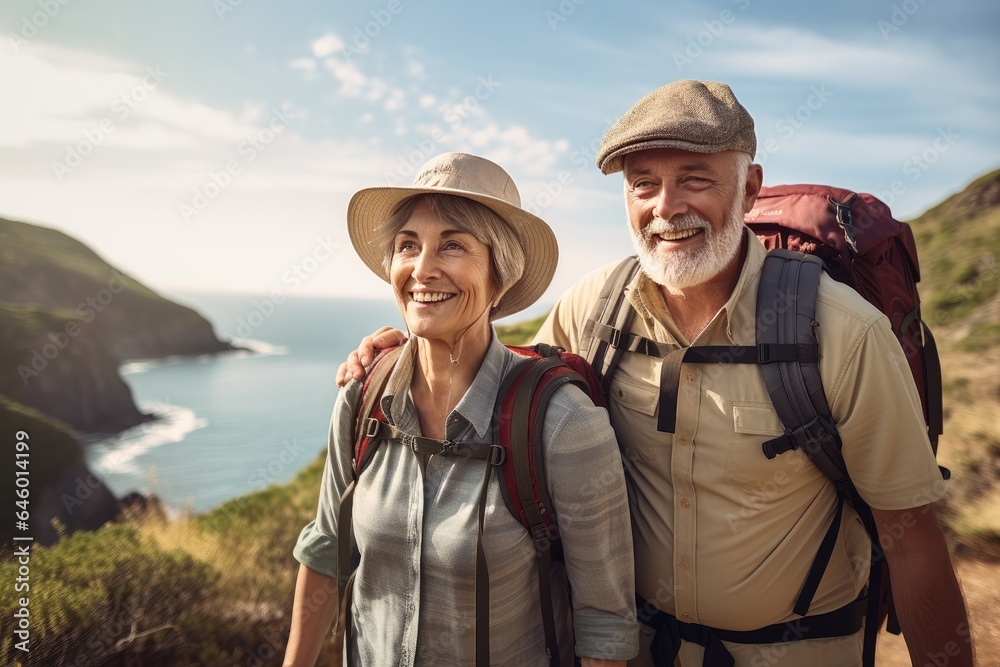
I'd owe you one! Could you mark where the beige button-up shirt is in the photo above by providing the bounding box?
[535,229,946,664]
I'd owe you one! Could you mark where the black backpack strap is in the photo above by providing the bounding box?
[919,318,945,455]
[898,304,944,454]
[756,251,859,500]
[581,256,641,394]
[757,250,885,666]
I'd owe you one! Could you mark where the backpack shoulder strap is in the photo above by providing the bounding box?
[335,345,404,658]
[580,256,641,393]
[756,250,858,500]
[353,346,404,474]
[493,345,598,667]
[756,249,886,663]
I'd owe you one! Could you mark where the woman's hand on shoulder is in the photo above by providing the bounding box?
[335,326,409,387]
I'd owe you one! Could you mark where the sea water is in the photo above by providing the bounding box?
[83,292,550,514]
[83,292,404,514]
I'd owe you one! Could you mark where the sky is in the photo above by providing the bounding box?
[1,0,998,309]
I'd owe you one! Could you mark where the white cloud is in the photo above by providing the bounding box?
[418,94,436,109]
[311,33,345,58]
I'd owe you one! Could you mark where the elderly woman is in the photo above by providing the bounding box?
[284,153,637,667]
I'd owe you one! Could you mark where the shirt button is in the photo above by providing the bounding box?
[682,613,690,619]
[680,499,690,508]
[686,371,695,381]
[679,560,689,570]
[678,436,689,446]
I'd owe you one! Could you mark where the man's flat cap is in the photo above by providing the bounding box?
[597,80,756,174]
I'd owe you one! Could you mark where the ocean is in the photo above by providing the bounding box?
[83,292,550,514]
[83,292,405,514]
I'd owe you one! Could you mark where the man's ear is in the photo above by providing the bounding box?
[743,163,764,214]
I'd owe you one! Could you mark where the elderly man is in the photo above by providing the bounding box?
[338,80,971,666]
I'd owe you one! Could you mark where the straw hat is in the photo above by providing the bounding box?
[347,152,558,319]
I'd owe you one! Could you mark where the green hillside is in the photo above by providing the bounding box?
[905,168,1000,549]
[0,217,231,362]
[0,216,234,434]
[909,167,1000,351]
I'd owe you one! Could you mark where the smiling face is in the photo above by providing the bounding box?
[623,148,754,293]
[389,200,497,344]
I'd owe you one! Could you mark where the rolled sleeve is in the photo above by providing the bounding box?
[829,315,947,510]
[292,380,364,578]
[293,520,338,578]
[541,383,639,660]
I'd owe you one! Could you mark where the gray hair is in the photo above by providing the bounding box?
[380,194,526,318]
[732,151,752,189]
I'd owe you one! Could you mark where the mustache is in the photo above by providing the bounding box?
[642,213,709,241]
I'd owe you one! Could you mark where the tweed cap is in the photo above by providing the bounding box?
[347,152,558,320]
[597,80,756,174]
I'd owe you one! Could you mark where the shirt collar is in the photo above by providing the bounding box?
[379,331,507,440]
[625,227,766,345]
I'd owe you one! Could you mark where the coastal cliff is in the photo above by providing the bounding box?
[0,217,231,362]
[0,216,232,434]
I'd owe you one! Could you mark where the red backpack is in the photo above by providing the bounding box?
[334,342,605,667]
[747,184,943,449]
[580,184,946,667]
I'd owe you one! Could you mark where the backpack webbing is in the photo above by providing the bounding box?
[339,345,597,667]
[580,251,901,667]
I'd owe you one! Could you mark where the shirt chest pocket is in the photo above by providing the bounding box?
[724,401,820,495]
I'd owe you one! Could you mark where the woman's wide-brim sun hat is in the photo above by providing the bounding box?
[347,152,558,320]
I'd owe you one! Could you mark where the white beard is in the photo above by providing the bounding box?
[627,192,746,292]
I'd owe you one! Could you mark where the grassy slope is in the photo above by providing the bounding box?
[906,168,1000,550]
[0,217,229,361]
[0,453,328,666]
[0,301,83,403]
[0,217,161,299]
[494,313,548,345]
